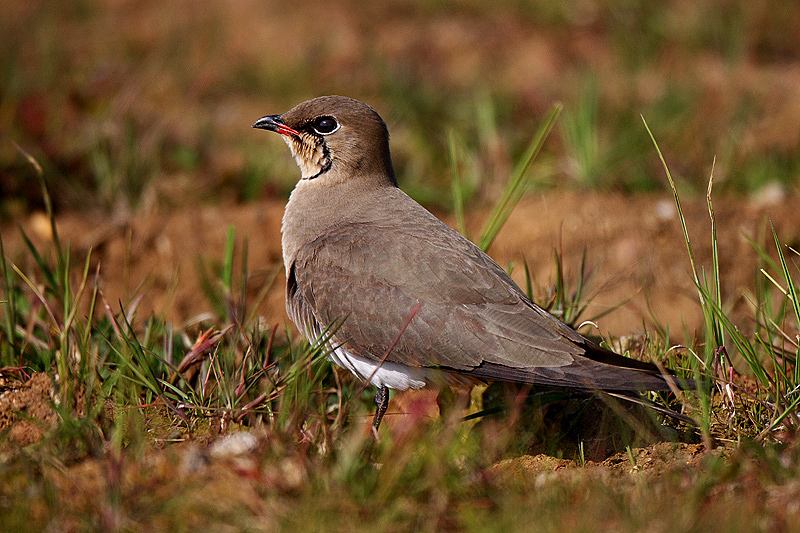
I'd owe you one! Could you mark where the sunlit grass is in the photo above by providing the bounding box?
[645,117,800,443]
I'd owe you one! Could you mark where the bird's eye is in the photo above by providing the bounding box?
[312,116,339,135]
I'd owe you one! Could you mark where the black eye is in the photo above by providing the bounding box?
[312,116,339,135]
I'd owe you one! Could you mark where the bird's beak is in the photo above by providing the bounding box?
[252,115,300,137]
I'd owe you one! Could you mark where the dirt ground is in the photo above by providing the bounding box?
[0,373,58,450]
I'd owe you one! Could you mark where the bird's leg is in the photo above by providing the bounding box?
[371,385,390,438]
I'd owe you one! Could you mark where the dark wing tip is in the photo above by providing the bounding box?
[461,359,692,392]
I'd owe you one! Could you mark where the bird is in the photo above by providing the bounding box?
[253,95,689,433]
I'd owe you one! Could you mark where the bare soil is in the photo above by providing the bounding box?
[0,372,57,450]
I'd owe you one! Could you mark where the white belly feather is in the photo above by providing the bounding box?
[328,346,479,391]
[329,346,428,390]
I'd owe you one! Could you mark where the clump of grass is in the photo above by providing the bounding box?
[0,163,358,457]
[562,80,604,188]
[645,117,800,442]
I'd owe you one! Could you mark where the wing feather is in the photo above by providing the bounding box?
[291,217,582,372]
[284,187,678,391]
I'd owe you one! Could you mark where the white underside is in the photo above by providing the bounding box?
[329,347,428,390]
[328,346,481,391]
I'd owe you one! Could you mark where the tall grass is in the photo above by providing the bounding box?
[645,117,800,442]
[0,181,353,458]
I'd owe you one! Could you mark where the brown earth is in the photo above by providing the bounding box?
[0,372,58,450]
[492,441,711,478]
[0,418,715,531]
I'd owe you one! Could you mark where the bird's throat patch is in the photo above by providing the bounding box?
[284,133,331,180]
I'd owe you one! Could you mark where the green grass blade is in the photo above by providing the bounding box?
[706,159,724,348]
[771,224,800,383]
[478,104,562,252]
[223,225,236,293]
[9,261,60,331]
[62,247,93,336]
[447,128,468,237]
[521,255,534,301]
[17,227,59,298]
[0,232,16,362]
[642,117,702,301]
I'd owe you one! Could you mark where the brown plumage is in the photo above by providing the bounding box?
[253,95,689,432]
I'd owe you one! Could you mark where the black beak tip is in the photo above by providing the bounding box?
[252,118,269,130]
[252,114,282,131]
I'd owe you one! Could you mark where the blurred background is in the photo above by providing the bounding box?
[3,0,799,218]
[2,0,800,333]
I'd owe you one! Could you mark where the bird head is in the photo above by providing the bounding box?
[253,96,397,187]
